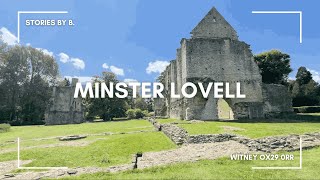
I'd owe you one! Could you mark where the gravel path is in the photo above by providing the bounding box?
[137,141,250,169]
[0,164,133,180]
[0,160,32,176]
[0,141,250,179]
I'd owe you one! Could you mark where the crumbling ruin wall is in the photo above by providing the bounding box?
[155,7,292,120]
[45,79,85,125]
[262,84,293,116]
[183,38,264,120]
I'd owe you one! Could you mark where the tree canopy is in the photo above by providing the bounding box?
[254,50,292,84]
[0,44,59,124]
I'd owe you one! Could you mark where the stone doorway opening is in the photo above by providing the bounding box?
[217,99,234,120]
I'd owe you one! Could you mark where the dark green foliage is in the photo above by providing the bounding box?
[85,72,130,121]
[0,44,58,125]
[288,67,320,107]
[135,109,144,119]
[126,109,148,119]
[126,109,136,119]
[254,50,292,84]
[296,67,312,85]
[134,98,148,110]
[293,106,320,113]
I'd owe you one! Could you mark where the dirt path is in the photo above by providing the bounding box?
[0,164,133,180]
[137,141,250,169]
[0,141,250,179]
[0,160,32,177]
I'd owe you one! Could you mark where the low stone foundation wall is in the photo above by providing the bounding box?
[147,118,320,152]
[148,118,188,145]
[239,133,320,152]
[161,124,188,145]
[188,134,236,144]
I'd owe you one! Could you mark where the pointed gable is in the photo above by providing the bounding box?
[191,7,238,40]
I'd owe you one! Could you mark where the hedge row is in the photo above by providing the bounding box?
[126,109,149,119]
[293,106,320,113]
[0,124,11,133]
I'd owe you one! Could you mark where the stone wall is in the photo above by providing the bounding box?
[262,84,293,117]
[188,134,236,144]
[148,118,188,145]
[148,118,320,153]
[154,7,292,120]
[45,79,85,125]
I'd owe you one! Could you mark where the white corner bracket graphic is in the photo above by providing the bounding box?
[252,11,303,44]
[252,136,302,170]
[17,11,69,44]
[17,137,68,170]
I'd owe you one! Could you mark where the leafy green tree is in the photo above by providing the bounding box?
[86,72,130,121]
[0,45,30,122]
[289,67,320,106]
[254,50,292,84]
[0,45,59,124]
[296,67,312,85]
[134,98,148,110]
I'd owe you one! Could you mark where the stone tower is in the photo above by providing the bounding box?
[45,78,85,125]
[155,7,292,120]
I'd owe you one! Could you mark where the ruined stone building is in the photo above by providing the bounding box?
[154,7,292,120]
[45,78,85,125]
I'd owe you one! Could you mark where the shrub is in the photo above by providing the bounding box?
[142,110,149,117]
[126,109,136,119]
[135,109,144,119]
[126,109,149,119]
[293,106,320,113]
[0,124,11,133]
[148,112,155,117]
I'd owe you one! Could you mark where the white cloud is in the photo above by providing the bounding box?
[146,60,170,74]
[58,52,85,70]
[308,69,320,83]
[0,27,18,45]
[123,78,138,83]
[110,65,124,76]
[58,52,70,63]
[36,48,54,57]
[71,58,85,70]
[102,63,109,69]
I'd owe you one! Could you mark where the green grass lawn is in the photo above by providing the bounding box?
[0,132,176,167]
[179,121,320,138]
[156,117,320,138]
[0,120,154,143]
[64,147,320,180]
[0,120,176,168]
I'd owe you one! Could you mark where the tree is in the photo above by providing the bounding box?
[0,45,59,124]
[86,72,130,121]
[134,98,148,110]
[254,50,292,84]
[58,78,71,87]
[289,67,320,106]
[296,67,312,85]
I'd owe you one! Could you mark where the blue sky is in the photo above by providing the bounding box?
[0,0,319,83]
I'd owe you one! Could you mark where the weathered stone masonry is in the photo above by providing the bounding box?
[45,78,85,125]
[155,7,293,120]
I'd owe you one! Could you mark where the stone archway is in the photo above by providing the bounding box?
[217,99,234,120]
